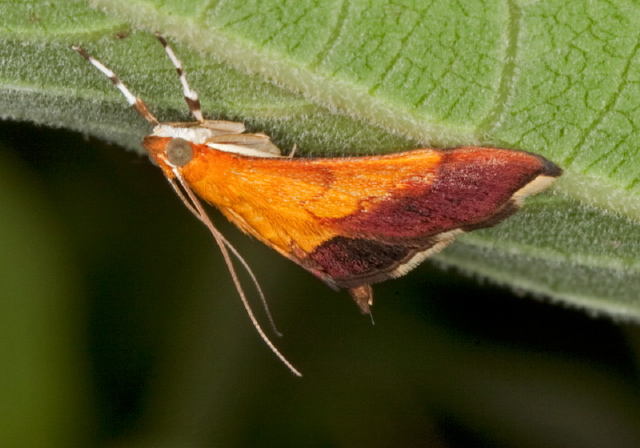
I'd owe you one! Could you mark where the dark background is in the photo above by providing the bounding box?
[1,120,640,447]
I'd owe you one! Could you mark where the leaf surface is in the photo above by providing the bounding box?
[2,0,640,318]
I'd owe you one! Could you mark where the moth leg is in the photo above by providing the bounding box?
[201,120,246,134]
[155,34,205,123]
[206,132,283,156]
[349,284,373,314]
[72,46,160,125]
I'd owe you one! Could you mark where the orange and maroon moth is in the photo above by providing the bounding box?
[73,36,562,375]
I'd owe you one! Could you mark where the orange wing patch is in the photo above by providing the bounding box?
[180,145,443,253]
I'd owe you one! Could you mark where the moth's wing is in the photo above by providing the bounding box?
[183,145,560,311]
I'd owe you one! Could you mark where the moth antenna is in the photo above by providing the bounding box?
[166,178,282,337]
[72,45,160,126]
[155,34,205,123]
[219,239,283,337]
[288,144,298,158]
[171,173,301,376]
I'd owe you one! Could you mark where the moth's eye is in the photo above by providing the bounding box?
[165,138,193,167]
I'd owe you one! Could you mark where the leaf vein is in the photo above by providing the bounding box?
[562,37,640,167]
[368,2,434,97]
[309,0,348,68]
[476,0,522,137]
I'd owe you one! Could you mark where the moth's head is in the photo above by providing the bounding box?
[143,121,225,177]
[143,135,195,178]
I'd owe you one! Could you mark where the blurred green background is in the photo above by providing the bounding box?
[2,120,640,447]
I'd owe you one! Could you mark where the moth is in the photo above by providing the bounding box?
[73,36,562,376]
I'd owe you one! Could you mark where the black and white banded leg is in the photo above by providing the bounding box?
[72,45,160,126]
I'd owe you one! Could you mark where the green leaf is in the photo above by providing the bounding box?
[2,0,640,319]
